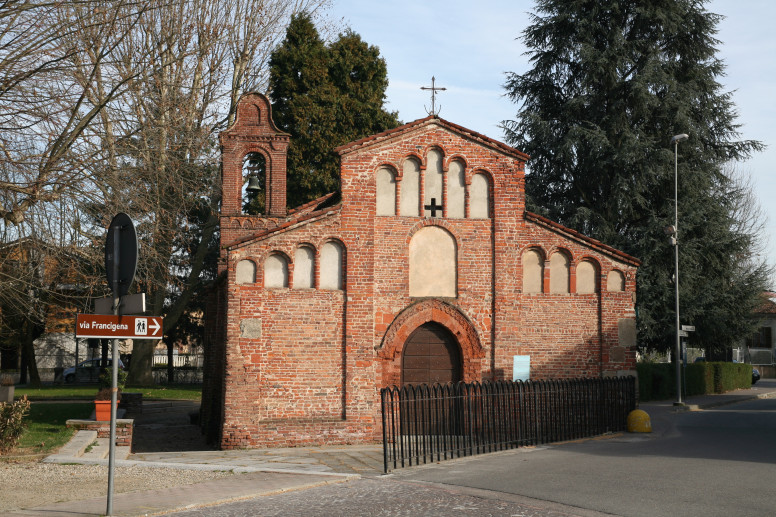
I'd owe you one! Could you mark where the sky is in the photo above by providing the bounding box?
[325,0,776,275]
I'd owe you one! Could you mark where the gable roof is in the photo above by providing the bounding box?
[754,291,776,314]
[335,116,530,161]
[525,211,641,267]
[223,192,341,250]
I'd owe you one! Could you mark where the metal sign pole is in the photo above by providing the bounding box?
[107,225,120,516]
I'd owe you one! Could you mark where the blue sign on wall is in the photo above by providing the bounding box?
[513,355,530,381]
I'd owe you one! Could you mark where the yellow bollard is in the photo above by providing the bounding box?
[627,409,652,433]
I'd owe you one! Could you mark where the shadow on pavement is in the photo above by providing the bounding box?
[130,399,216,453]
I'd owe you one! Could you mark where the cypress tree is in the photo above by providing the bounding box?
[503,0,768,353]
[269,14,399,208]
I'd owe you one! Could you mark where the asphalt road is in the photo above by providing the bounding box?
[172,397,776,517]
[394,397,776,517]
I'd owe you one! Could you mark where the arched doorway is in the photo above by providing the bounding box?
[402,322,462,386]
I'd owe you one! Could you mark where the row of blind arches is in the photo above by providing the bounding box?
[522,248,626,294]
[236,241,345,290]
[376,150,491,219]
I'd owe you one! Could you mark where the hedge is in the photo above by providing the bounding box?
[637,362,753,401]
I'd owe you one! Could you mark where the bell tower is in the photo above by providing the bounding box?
[219,93,289,217]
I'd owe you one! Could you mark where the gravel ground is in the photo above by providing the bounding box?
[0,400,229,512]
[0,462,233,511]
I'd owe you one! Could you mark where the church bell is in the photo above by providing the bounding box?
[246,175,261,192]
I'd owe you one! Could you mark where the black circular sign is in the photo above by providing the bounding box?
[105,213,138,298]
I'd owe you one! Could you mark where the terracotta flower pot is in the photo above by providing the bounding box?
[94,400,112,421]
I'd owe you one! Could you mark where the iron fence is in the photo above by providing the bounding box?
[381,377,636,473]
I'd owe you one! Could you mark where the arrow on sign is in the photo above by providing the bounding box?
[149,318,161,336]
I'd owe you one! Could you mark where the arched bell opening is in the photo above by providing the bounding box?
[242,152,266,215]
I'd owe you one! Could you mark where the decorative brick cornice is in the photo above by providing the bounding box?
[223,204,341,250]
[335,117,530,162]
[377,299,485,361]
[525,211,641,267]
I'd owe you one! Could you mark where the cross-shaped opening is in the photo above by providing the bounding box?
[424,197,444,218]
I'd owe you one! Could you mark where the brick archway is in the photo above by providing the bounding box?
[378,299,484,387]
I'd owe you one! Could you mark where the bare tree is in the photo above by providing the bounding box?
[0,0,151,225]
[0,0,332,384]
[69,0,333,384]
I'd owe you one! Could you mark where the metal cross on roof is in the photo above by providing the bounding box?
[424,198,444,218]
[421,76,446,116]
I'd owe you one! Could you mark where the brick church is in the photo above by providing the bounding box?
[201,93,639,449]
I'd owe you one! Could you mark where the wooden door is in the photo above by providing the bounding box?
[402,322,461,386]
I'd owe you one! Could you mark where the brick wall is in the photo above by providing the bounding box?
[66,419,133,447]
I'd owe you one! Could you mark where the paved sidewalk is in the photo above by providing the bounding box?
[28,378,775,516]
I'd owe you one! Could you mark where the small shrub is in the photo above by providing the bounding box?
[0,395,31,453]
[98,367,127,390]
[95,388,111,401]
[0,374,14,387]
[95,387,121,401]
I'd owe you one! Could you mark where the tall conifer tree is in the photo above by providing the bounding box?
[269,13,399,207]
[503,0,769,352]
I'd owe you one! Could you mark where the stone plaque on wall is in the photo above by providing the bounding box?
[618,318,636,348]
[240,318,262,338]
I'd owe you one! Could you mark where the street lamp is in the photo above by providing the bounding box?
[671,133,688,406]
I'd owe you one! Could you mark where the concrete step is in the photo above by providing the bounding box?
[82,440,109,459]
[57,430,98,457]
[79,438,132,460]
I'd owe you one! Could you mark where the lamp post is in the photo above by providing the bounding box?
[671,133,688,406]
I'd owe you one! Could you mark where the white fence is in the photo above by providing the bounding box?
[152,353,204,368]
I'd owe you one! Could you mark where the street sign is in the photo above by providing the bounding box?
[105,213,138,298]
[94,293,146,315]
[681,325,696,332]
[678,330,689,338]
[76,314,163,339]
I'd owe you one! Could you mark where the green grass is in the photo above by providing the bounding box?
[4,384,201,458]
[16,384,202,401]
[16,402,93,455]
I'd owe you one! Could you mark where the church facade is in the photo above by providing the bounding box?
[202,93,639,449]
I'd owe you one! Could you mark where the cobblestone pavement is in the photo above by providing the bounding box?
[129,444,385,475]
[170,477,610,517]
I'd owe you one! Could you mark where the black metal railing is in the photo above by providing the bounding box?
[381,377,636,472]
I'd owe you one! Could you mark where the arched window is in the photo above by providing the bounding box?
[576,260,598,294]
[522,248,544,294]
[470,173,490,219]
[376,167,396,216]
[424,149,444,217]
[320,241,345,290]
[235,259,256,284]
[264,253,288,288]
[607,270,625,292]
[409,226,456,297]
[242,152,266,215]
[400,158,420,216]
[549,252,570,294]
[293,246,315,289]
[447,160,466,218]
